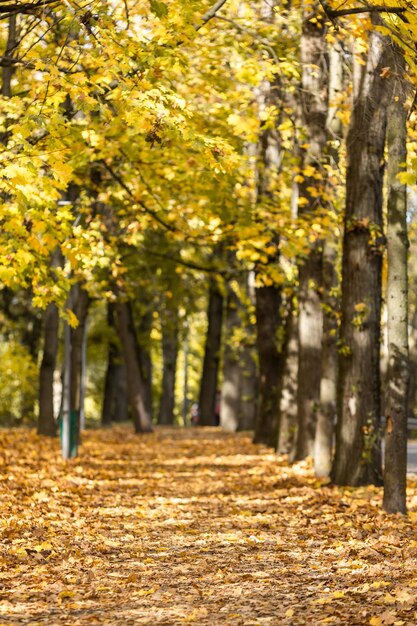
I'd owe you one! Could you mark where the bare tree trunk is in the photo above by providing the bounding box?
[102,303,119,426]
[116,300,153,433]
[383,46,409,514]
[252,0,283,446]
[198,279,224,426]
[38,303,59,436]
[254,285,283,446]
[295,253,323,458]
[220,284,241,432]
[314,241,337,476]
[332,24,393,486]
[278,311,299,456]
[238,274,257,432]
[158,308,179,425]
[294,2,327,460]
[70,285,89,419]
[314,41,343,477]
[138,310,153,421]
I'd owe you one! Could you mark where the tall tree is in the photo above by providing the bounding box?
[38,303,59,436]
[116,300,153,433]
[277,309,299,456]
[332,22,393,485]
[383,45,409,514]
[158,305,179,426]
[220,279,242,432]
[70,284,89,433]
[294,1,327,460]
[314,39,343,477]
[254,283,283,445]
[198,278,224,426]
[253,0,286,448]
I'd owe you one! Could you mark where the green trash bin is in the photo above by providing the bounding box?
[59,410,80,458]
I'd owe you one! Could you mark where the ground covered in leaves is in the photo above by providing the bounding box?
[1,427,417,625]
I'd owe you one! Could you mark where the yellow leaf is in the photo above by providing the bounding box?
[126,573,139,583]
[58,590,75,601]
[285,608,294,617]
[134,587,158,596]
[34,542,53,552]
[369,618,383,626]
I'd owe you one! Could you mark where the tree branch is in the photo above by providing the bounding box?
[318,0,409,25]
[100,160,180,235]
[195,0,229,31]
[0,0,58,19]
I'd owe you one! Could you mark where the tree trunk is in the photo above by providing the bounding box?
[238,272,257,431]
[253,285,283,446]
[295,253,323,459]
[116,300,153,433]
[138,310,153,421]
[332,25,393,486]
[314,241,337,476]
[70,285,89,418]
[239,276,257,432]
[278,311,299,457]
[314,41,343,477]
[198,279,224,426]
[294,4,327,460]
[102,302,119,426]
[220,285,241,432]
[383,46,409,514]
[37,303,59,437]
[158,308,179,425]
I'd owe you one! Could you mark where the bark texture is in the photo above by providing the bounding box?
[220,284,241,432]
[116,300,153,433]
[158,308,179,425]
[383,46,409,514]
[38,303,59,437]
[70,285,89,417]
[294,6,327,460]
[138,310,153,421]
[198,280,224,426]
[254,285,283,446]
[314,41,343,477]
[278,312,299,457]
[332,26,393,485]
[314,241,337,477]
[102,303,123,425]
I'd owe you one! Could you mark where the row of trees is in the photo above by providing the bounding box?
[0,0,417,513]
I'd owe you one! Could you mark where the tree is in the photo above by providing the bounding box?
[116,300,153,433]
[383,44,410,514]
[38,303,59,436]
[198,277,224,426]
[332,21,393,486]
[294,0,327,460]
[314,39,344,478]
[158,304,179,426]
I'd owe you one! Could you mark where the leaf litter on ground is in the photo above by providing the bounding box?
[0,426,417,625]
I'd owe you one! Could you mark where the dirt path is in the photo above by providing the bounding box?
[1,426,417,625]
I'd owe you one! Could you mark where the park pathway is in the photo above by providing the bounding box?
[1,426,417,625]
